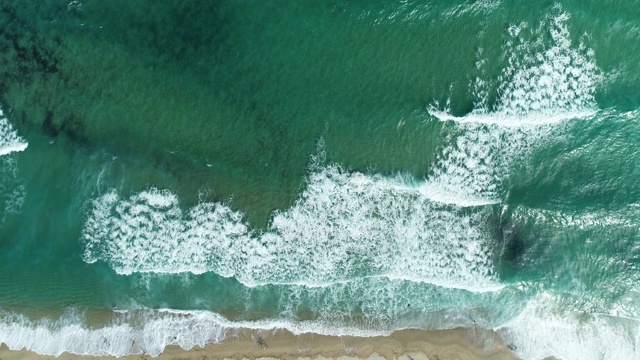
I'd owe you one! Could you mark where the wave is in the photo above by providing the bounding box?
[0,273,518,357]
[82,161,502,292]
[0,112,28,157]
[0,110,27,219]
[498,295,640,360]
[429,108,597,127]
[425,6,602,206]
[491,203,640,359]
[83,6,604,294]
[0,309,236,357]
[3,294,639,360]
[0,307,456,357]
[430,8,601,123]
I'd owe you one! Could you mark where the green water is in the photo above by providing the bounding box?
[1,1,640,359]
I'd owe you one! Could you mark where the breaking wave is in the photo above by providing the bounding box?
[82,158,502,292]
[426,7,601,204]
[0,307,495,358]
[0,110,27,157]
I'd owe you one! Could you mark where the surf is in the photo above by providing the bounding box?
[0,110,28,157]
[82,160,503,292]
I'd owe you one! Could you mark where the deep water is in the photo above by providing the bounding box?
[1,1,640,359]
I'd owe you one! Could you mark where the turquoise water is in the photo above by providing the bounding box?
[1,1,640,359]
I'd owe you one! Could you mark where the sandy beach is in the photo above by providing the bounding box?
[0,327,519,360]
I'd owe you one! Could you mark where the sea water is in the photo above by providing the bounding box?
[1,1,640,359]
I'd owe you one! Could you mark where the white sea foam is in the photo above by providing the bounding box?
[441,0,501,20]
[0,310,230,357]
[423,123,512,205]
[3,297,638,360]
[83,161,502,292]
[447,7,601,121]
[428,108,596,127]
[498,295,640,360]
[0,114,28,157]
[426,8,601,205]
[0,308,407,358]
[0,156,26,217]
[495,10,601,117]
[0,111,27,218]
[83,188,250,276]
[1,296,519,359]
[494,205,640,359]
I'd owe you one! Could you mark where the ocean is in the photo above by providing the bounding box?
[1,1,640,359]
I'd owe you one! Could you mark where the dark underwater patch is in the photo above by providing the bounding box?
[499,219,527,268]
[491,207,536,279]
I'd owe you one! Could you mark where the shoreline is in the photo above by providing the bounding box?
[0,327,519,360]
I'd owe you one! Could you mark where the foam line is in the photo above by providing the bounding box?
[429,109,597,127]
[3,299,639,359]
[0,308,400,357]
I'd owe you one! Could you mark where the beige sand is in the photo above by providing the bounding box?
[0,327,519,360]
